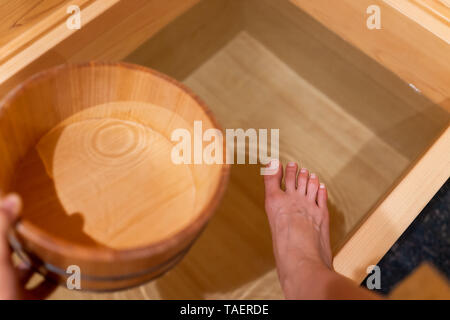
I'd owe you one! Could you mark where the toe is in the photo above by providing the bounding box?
[297,168,309,195]
[263,159,283,196]
[284,162,298,192]
[317,183,328,209]
[306,173,319,202]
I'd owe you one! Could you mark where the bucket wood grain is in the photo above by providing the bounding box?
[0,62,229,291]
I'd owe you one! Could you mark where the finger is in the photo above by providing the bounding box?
[17,262,34,285]
[0,193,22,221]
[0,193,22,254]
[0,194,23,299]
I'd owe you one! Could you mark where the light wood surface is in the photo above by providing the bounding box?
[289,0,450,282]
[2,0,449,299]
[291,0,450,111]
[1,63,228,290]
[46,0,447,296]
[0,0,93,62]
[383,0,450,44]
[0,0,200,99]
[184,31,413,248]
[0,0,118,85]
[14,114,197,249]
[334,126,450,281]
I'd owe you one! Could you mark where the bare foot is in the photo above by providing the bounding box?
[264,160,333,299]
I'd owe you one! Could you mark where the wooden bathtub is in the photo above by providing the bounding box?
[0,0,448,299]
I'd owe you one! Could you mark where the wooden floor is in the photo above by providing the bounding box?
[42,23,448,298]
[186,31,414,244]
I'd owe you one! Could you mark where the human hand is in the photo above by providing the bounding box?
[0,193,55,300]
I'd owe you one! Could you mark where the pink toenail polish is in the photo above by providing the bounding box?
[310,173,316,179]
[300,168,307,173]
[320,183,325,189]
[287,162,296,167]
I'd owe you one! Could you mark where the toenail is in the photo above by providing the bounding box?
[310,173,316,179]
[287,162,296,167]
[269,159,279,167]
[300,168,307,173]
[320,183,325,189]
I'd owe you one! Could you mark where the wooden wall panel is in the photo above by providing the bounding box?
[291,0,450,111]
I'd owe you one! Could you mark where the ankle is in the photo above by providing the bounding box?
[282,262,334,299]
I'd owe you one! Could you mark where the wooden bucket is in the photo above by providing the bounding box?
[0,62,229,291]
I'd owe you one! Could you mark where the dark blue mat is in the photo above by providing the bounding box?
[361,178,450,295]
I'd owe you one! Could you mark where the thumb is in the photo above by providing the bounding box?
[0,194,22,299]
[0,193,22,217]
[0,193,22,237]
[0,193,22,258]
